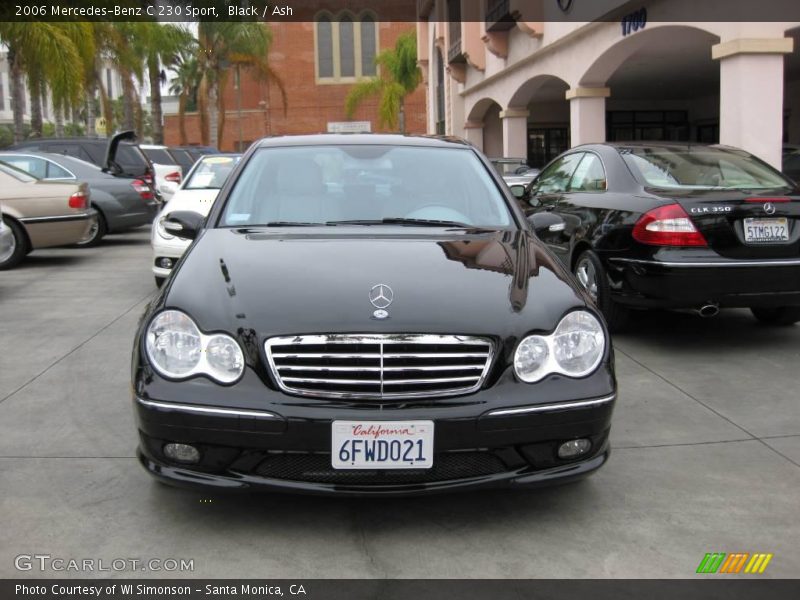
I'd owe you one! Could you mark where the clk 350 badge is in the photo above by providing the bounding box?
[690,206,733,214]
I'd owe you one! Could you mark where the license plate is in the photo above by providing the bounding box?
[743,218,789,243]
[331,420,434,470]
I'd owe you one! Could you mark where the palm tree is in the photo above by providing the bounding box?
[345,31,422,133]
[141,23,193,144]
[0,23,84,142]
[196,22,286,148]
[169,49,200,145]
[106,23,146,133]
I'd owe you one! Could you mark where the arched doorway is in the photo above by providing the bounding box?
[507,75,570,168]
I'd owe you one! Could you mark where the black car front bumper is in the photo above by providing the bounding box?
[133,379,616,496]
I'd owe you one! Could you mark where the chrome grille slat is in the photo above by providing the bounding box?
[265,334,494,400]
[276,365,485,372]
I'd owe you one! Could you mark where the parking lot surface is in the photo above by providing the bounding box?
[1,228,798,578]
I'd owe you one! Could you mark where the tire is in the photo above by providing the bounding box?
[75,210,107,247]
[750,306,800,326]
[155,276,166,288]
[0,218,28,270]
[573,249,630,332]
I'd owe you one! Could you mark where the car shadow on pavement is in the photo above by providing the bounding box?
[614,308,798,352]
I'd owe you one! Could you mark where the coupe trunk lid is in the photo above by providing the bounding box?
[662,189,800,259]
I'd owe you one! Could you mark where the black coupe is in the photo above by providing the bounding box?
[511,143,800,330]
[131,134,616,495]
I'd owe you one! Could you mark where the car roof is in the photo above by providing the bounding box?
[254,134,471,149]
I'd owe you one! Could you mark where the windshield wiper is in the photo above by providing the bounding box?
[327,218,475,228]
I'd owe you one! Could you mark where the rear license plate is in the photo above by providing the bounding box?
[743,218,789,243]
[332,420,434,470]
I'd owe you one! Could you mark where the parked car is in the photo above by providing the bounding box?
[166,147,197,172]
[132,134,616,495]
[151,154,241,286]
[0,162,96,269]
[783,149,800,183]
[139,144,183,202]
[0,204,14,265]
[0,152,160,246]
[490,157,530,177]
[8,131,156,190]
[512,143,800,330]
[503,168,541,188]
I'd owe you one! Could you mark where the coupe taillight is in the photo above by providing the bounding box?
[132,179,154,201]
[632,203,708,247]
[68,191,88,210]
[165,171,181,183]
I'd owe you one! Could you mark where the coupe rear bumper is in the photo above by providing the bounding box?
[608,257,800,308]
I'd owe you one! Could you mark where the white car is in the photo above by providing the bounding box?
[151,154,241,286]
[139,144,183,202]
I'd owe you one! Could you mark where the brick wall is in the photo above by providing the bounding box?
[164,22,427,151]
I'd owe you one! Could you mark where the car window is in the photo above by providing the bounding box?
[185,156,241,190]
[0,162,38,182]
[1,155,48,179]
[46,161,73,179]
[569,153,607,192]
[533,153,584,195]
[117,144,149,167]
[621,146,790,190]
[220,145,513,228]
[142,148,174,165]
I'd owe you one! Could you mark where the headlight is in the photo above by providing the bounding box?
[513,310,606,383]
[145,310,245,384]
[156,216,175,240]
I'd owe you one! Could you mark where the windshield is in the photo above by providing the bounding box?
[220,145,512,228]
[184,155,241,190]
[621,146,790,190]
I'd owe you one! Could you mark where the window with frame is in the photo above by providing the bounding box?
[315,12,380,82]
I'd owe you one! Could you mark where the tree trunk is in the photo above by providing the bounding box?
[98,79,113,137]
[149,58,164,144]
[217,87,226,150]
[54,100,64,137]
[86,74,97,137]
[208,76,219,149]
[134,88,143,138]
[178,92,187,145]
[28,76,43,138]
[8,47,26,143]
[399,98,406,134]
[121,74,136,131]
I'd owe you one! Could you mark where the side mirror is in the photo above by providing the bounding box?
[162,210,205,240]
[509,184,527,199]
[528,212,566,236]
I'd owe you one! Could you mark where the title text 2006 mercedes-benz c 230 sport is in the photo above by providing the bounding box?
[131,135,617,496]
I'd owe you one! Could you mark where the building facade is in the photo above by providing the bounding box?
[163,19,426,151]
[417,0,800,169]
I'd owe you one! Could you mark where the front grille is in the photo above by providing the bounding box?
[265,334,494,399]
[254,451,507,485]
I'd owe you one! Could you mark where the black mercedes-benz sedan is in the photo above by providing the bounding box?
[510,143,800,330]
[131,134,616,496]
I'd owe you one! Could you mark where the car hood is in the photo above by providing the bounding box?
[164,228,586,338]
[161,189,221,217]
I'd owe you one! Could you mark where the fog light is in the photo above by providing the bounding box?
[163,443,200,464]
[557,439,591,460]
[158,257,174,269]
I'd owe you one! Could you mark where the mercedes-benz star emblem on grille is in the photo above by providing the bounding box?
[369,284,394,309]
[764,202,776,215]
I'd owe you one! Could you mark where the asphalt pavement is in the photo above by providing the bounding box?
[1,227,798,579]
